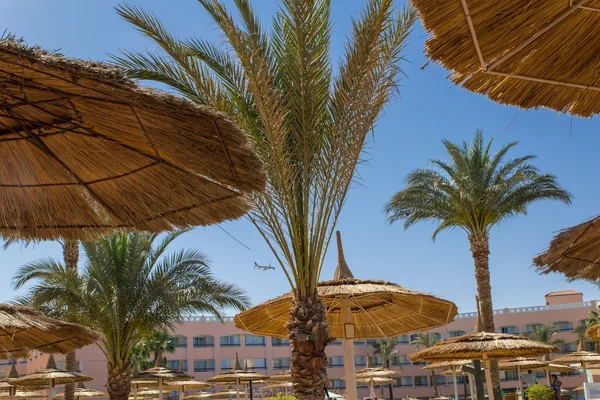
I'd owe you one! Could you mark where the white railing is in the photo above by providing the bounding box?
[455,301,594,319]
[180,316,235,323]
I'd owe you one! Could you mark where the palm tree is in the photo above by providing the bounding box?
[115,1,416,398]
[372,338,399,400]
[411,333,440,397]
[12,232,249,400]
[385,130,572,399]
[526,326,565,346]
[132,331,176,371]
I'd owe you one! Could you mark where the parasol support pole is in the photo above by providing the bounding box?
[469,373,475,400]
[159,378,163,400]
[546,368,551,386]
[341,299,357,400]
[236,377,240,400]
[180,384,184,400]
[453,370,459,400]
[483,355,495,400]
[249,380,254,400]
[370,378,375,399]
[584,362,589,383]
[517,366,523,400]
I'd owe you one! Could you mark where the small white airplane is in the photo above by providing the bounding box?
[254,262,275,271]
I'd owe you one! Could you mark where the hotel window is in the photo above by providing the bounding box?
[392,354,411,366]
[170,336,187,348]
[245,335,266,347]
[327,356,344,368]
[355,355,367,367]
[432,333,442,341]
[219,335,241,347]
[271,338,290,347]
[220,359,236,370]
[395,376,413,387]
[579,319,588,327]
[524,323,544,334]
[500,326,519,335]
[553,321,574,332]
[273,358,291,370]
[435,375,446,385]
[328,340,342,346]
[456,376,466,384]
[193,336,214,348]
[414,376,429,387]
[559,342,577,353]
[167,360,187,371]
[501,371,518,381]
[398,335,409,344]
[409,334,419,343]
[193,359,215,372]
[353,340,366,346]
[371,354,383,367]
[246,358,267,370]
[449,330,466,338]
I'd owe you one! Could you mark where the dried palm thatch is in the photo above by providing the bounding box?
[0,304,100,359]
[534,215,600,280]
[354,367,401,380]
[147,381,212,391]
[410,0,600,117]
[9,355,92,387]
[130,389,160,397]
[53,384,107,399]
[440,369,465,377]
[408,332,557,362]
[184,388,240,400]
[205,369,267,384]
[422,360,471,370]
[0,39,266,240]
[259,382,293,391]
[0,390,46,398]
[235,233,457,339]
[131,368,191,383]
[531,363,575,373]
[498,358,548,370]
[552,350,600,365]
[357,377,395,385]
[258,371,291,384]
[587,324,600,341]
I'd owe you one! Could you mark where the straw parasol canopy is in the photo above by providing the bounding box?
[440,369,465,377]
[52,383,107,399]
[499,358,548,370]
[184,389,240,400]
[259,382,293,391]
[551,348,600,365]
[9,354,92,387]
[534,216,600,280]
[235,231,458,339]
[205,356,267,400]
[409,0,600,117]
[357,377,395,385]
[531,363,575,373]
[573,386,584,392]
[130,389,160,397]
[130,358,192,383]
[421,360,471,370]
[409,332,557,362]
[0,39,266,241]
[258,371,291,384]
[0,390,46,398]
[148,381,212,391]
[0,305,100,358]
[352,357,401,380]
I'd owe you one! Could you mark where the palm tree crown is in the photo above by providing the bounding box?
[385,129,572,239]
[526,326,564,346]
[12,231,249,400]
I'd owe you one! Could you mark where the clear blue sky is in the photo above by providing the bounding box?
[1,0,599,314]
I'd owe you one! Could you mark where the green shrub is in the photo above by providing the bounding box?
[525,384,555,400]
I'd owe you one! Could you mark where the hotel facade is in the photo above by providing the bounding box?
[3,290,596,399]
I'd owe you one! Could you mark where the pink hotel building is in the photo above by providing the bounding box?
[3,290,596,399]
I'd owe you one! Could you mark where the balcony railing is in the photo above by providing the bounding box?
[273,365,290,370]
[219,343,240,347]
[327,364,344,368]
[245,343,266,347]
[193,343,214,348]
[456,301,594,319]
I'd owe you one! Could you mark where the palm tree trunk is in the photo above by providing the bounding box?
[431,370,439,397]
[63,240,79,400]
[287,294,328,400]
[469,234,502,400]
[107,364,131,400]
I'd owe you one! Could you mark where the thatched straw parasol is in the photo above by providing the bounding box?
[499,358,548,399]
[261,371,291,384]
[422,360,471,370]
[0,305,100,359]
[9,355,92,400]
[0,39,266,241]
[551,342,600,382]
[184,388,240,400]
[439,369,465,377]
[409,309,556,400]
[131,351,192,400]
[146,380,212,393]
[52,383,107,400]
[573,386,584,392]
[409,0,600,117]
[0,390,46,399]
[206,355,267,400]
[534,216,600,280]
[235,231,457,400]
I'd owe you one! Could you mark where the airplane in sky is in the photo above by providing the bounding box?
[254,262,275,271]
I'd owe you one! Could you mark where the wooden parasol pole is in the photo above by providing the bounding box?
[341,298,357,400]
[453,370,459,400]
[482,354,495,400]
[517,366,523,400]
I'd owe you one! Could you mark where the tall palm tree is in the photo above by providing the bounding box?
[12,232,249,400]
[385,130,572,399]
[526,326,565,346]
[411,333,440,397]
[115,1,416,398]
[372,338,399,400]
